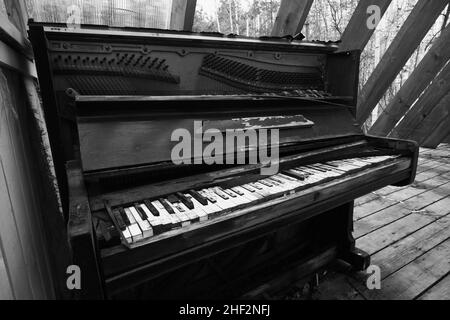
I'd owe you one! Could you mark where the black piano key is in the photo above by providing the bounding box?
[214,188,229,200]
[112,209,127,231]
[241,185,256,193]
[118,207,131,225]
[221,188,237,198]
[134,203,148,220]
[231,187,244,196]
[189,190,208,206]
[176,192,194,210]
[259,180,273,187]
[144,200,160,216]
[306,165,327,172]
[284,170,305,181]
[200,190,217,203]
[250,182,263,190]
[159,198,175,214]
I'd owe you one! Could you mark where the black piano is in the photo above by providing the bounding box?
[29,22,419,299]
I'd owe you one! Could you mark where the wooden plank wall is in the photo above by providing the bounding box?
[0,0,65,299]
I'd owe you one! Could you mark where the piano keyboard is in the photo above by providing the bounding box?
[110,156,397,244]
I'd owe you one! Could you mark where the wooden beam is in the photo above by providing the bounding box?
[3,0,28,34]
[0,40,37,77]
[356,0,449,123]
[408,93,450,145]
[390,61,450,139]
[338,0,393,52]
[170,0,197,31]
[0,11,33,58]
[369,25,450,136]
[422,116,450,149]
[272,0,314,37]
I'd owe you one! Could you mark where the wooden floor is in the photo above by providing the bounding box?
[285,144,450,300]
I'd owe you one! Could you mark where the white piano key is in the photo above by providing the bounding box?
[183,193,208,218]
[122,228,133,244]
[175,200,200,222]
[261,179,288,194]
[341,159,369,168]
[186,195,210,221]
[165,201,191,226]
[195,191,223,215]
[139,204,165,231]
[319,163,346,174]
[291,168,322,183]
[265,177,292,192]
[275,173,304,187]
[152,200,181,227]
[241,184,265,199]
[307,165,340,178]
[277,173,304,186]
[232,186,259,202]
[129,207,153,238]
[221,188,250,206]
[250,182,273,197]
[124,208,143,242]
[272,174,301,191]
[206,188,235,210]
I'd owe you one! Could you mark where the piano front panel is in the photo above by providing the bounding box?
[78,105,362,172]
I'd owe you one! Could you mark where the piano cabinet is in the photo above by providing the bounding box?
[28,23,419,300]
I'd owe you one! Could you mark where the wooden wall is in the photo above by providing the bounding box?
[0,0,63,299]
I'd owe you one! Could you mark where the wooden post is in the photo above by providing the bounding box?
[170,0,197,31]
[356,0,449,124]
[338,0,393,53]
[390,62,450,139]
[407,93,450,145]
[272,0,314,37]
[369,25,450,136]
[422,116,450,149]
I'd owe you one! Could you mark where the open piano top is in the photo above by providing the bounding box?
[29,22,419,299]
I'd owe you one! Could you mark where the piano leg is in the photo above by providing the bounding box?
[335,201,371,271]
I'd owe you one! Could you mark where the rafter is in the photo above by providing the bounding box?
[422,116,450,149]
[272,0,314,37]
[356,0,449,124]
[390,61,450,139]
[338,0,393,53]
[170,0,197,31]
[370,25,450,136]
[407,93,450,145]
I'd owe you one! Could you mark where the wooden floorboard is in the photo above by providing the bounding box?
[419,273,450,300]
[288,145,450,300]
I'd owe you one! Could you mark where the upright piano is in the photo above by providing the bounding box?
[29,22,419,299]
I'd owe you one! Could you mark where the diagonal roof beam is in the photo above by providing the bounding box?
[170,0,197,31]
[337,0,393,52]
[406,93,450,145]
[356,0,449,124]
[370,24,450,136]
[389,61,450,140]
[422,115,450,149]
[272,0,314,37]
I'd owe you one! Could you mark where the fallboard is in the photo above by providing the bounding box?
[76,97,362,172]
